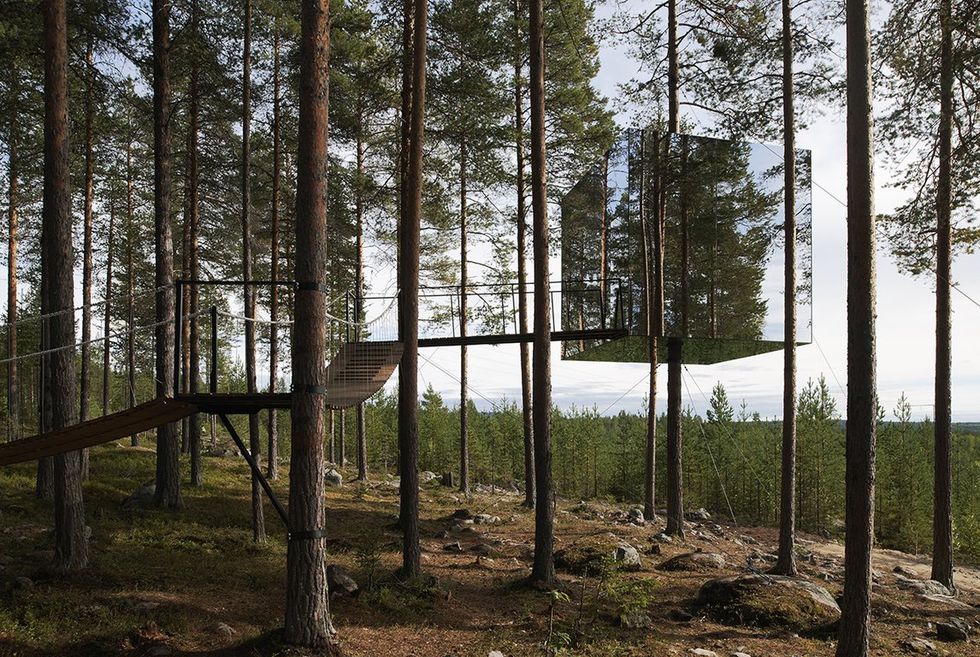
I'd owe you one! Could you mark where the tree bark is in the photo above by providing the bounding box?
[188,0,202,486]
[126,131,138,447]
[774,0,798,578]
[43,0,88,574]
[338,409,346,465]
[151,0,181,510]
[459,139,470,494]
[665,337,684,536]
[513,0,535,508]
[267,18,282,482]
[931,0,954,591]
[79,38,96,479]
[354,93,367,482]
[284,0,335,646]
[240,0,265,542]
[835,0,877,651]
[642,130,659,522]
[398,0,426,579]
[102,193,114,417]
[528,0,554,588]
[6,97,18,442]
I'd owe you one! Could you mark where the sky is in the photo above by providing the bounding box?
[410,4,980,422]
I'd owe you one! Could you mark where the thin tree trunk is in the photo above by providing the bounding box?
[284,0,334,645]
[528,0,554,588]
[267,19,282,482]
[43,0,88,574]
[79,38,95,479]
[241,0,265,542]
[398,0,426,579]
[180,195,191,454]
[774,0,798,578]
[642,130,659,521]
[188,0,202,486]
[338,409,346,465]
[354,91,367,482]
[835,0,877,650]
[151,0,181,509]
[513,0,534,508]
[102,194,114,417]
[126,133,138,446]
[459,139,469,494]
[931,0,954,591]
[6,103,19,442]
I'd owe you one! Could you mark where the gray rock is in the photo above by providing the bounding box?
[688,508,712,521]
[613,543,642,570]
[899,638,938,655]
[326,564,359,598]
[325,468,343,487]
[620,610,654,628]
[731,653,752,657]
[211,622,236,638]
[627,507,645,524]
[937,618,970,642]
[893,564,919,579]
[473,513,500,525]
[419,471,438,483]
[122,482,156,509]
[688,649,718,657]
[918,593,972,609]
[471,543,494,556]
[488,651,505,657]
[897,576,953,596]
[443,541,464,553]
[659,551,726,572]
[697,574,840,634]
[652,532,673,544]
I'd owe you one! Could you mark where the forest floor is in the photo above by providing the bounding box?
[0,441,978,657]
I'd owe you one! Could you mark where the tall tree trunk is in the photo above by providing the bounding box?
[528,0,554,588]
[188,0,202,486]
[152,0,181,510]
[180,195,191,454]
[642,130,660,521]
[102,194,114,417]
[459,139,470,494]
[338,409,346,465]
[241,0,265,542]
[79,38,95,479]
[43,0,88,574]
[354,91,367,482]
[267,19,282,482]
[513,0,534,508]
[285,0,334,645]
[126,133,138,447]
[774,0,798,578]
[398,0,426,579]
[6,101,18,442]
[835,0,877,650]
[931,0,954,591]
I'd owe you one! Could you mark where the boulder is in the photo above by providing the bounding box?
[899,638,938,655]
[326,564,359,598]
[473,514,500,525]
[210,623,236,638]
[443,541,463,553]
[122,482,156,510]
[652,532,673,544]
[627,507,645,524]
[659,551,726,572]
[937,618,970,642]
[896,577,952,596]
[696,574,840,635]
[688,508,712,521]
[893,565,919,579]
[419,471,438,483]
[324,469,343,488]
[470,543,494,556]
[620,610,654,629]
[688,650,717,657]
[613,543,643,570]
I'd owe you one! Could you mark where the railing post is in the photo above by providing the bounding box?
[210,305,218,394]
[173,281,183,397]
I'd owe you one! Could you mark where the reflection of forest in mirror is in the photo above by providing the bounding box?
[560,130,812,364]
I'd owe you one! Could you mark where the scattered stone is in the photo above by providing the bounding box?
[697,574,840,634]
[326,564,359,598]
[899,638,938,655]
[894,565,919,579]
[451,523,477,534]
[470,543,494,556]
[419,471,438,483]
[452,509,472,520]
[613,543,642,570]
[658,552,726,572]
[897,577,953,597]
[488,651,505,657]
[122,482,156,510]
[653,532,673,544]
[205,446,233,458]
[324,469,343,488]
[443,541,464,553]
[473,514,500,525]
[627,507,645,524]
[620,610,654,629]
[688,508,712,521]
[210,622,236,638]
[441,471,455,487]
[688,649,718,657]
[918,593,972,609]
[936,618,970,642]
[12,576,33,591]
[731,653,752,657]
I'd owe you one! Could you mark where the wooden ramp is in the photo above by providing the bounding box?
[324,341,403,409]
[0,398,198,467]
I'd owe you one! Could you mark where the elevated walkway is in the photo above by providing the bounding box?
[323,340,403,408]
